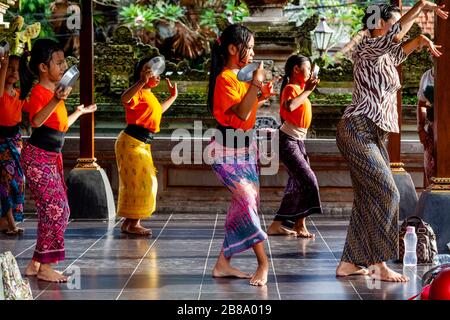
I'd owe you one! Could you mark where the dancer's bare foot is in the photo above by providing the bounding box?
[212,252,252,279]
[120,219,131,233]
[122,219,152,236]
[37,264,68,283]
[267,221,297,236]
[25,260,41,277]
[369,263,409,282]
[4,227,24,235]
[250,262,268,286]
[293,218,315,238]
[336,261,369,277]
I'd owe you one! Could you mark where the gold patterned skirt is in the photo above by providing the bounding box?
[115,131,157,219]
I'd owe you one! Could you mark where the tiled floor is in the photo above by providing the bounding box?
[0,213,433,300]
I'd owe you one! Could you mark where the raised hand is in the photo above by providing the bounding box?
[260,80,277,100]
[166,78,178,98]
[77,103,97,114]
[420,36,443,57]
[304,77,320,92]
[423,2,448,20]
[252,61,266,83]
[140,65,153,84]
[55,86,72,100]
[0,52,9,67]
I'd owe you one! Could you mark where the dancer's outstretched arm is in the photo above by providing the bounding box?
[395,0,448,42]
[402,34,443,57]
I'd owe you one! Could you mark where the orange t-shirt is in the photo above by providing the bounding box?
[124,89,163,133]
[280,84,312,129]
[213,69,258,131]
[0,88,24,127]
[24,84,68,132]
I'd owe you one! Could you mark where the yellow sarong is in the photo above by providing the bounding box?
[115,131,157,219]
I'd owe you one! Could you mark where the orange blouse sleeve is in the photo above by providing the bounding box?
[281,85,298,110]
[123,91,142,110]
[24,89,49,121]
[215,73,243,114]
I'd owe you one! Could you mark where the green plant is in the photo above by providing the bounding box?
[199,8,216,29]
[223,0,248,23]
[119,1,184,32]
[154,2,184,23]
[120,4,159,32]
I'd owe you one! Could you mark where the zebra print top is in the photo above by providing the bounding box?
[343,23,408,133]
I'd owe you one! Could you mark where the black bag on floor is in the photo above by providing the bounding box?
[398,216,438,264]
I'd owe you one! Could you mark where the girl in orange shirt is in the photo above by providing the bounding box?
[0,51,26,235]
[267,54,323,238]
[19,39,96,283]
[116,57,177,235]
[207,24,274,287]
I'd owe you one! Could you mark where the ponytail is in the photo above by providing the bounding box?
[279,74,289,97]
[207,40,225,112]
[19,51,34,100]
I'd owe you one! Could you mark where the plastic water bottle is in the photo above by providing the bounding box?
[404,226,418,266]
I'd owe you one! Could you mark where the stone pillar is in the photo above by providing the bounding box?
[416,0,450,253]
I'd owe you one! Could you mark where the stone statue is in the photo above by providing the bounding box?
[0,15,40,55]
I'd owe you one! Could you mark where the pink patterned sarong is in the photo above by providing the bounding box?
[21,142,70,264]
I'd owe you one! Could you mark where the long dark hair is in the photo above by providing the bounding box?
[133,57,152,83]
[280,54,310,95]
[6,55,20,88]
[19,39,63,100]
[362,4,401,33]
[207,24,253,112]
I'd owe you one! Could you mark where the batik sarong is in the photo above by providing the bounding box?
[336,115,400,267]
[115,131,157,219]
[423,122,436,188]
[21,142,70,264]
[208,138,267,258]
[274,131,322,223]
[0,133,25,221]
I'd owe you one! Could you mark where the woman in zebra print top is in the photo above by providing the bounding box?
[336,1,447,282]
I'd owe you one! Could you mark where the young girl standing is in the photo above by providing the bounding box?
[20,39,97,282]
[267,55,322,238]
[207,24,274,286]
[116,57,177,235]
[0,52,26,235]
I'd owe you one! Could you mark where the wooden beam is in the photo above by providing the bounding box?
[435,0,450,178]
[78,0,95,162]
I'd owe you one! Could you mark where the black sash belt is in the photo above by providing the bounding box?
[215,124,255,149]
[28,125,65,153]
[0,124,20,138]
[124,124,154,144]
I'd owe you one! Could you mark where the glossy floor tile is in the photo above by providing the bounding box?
[0,213,429,300]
